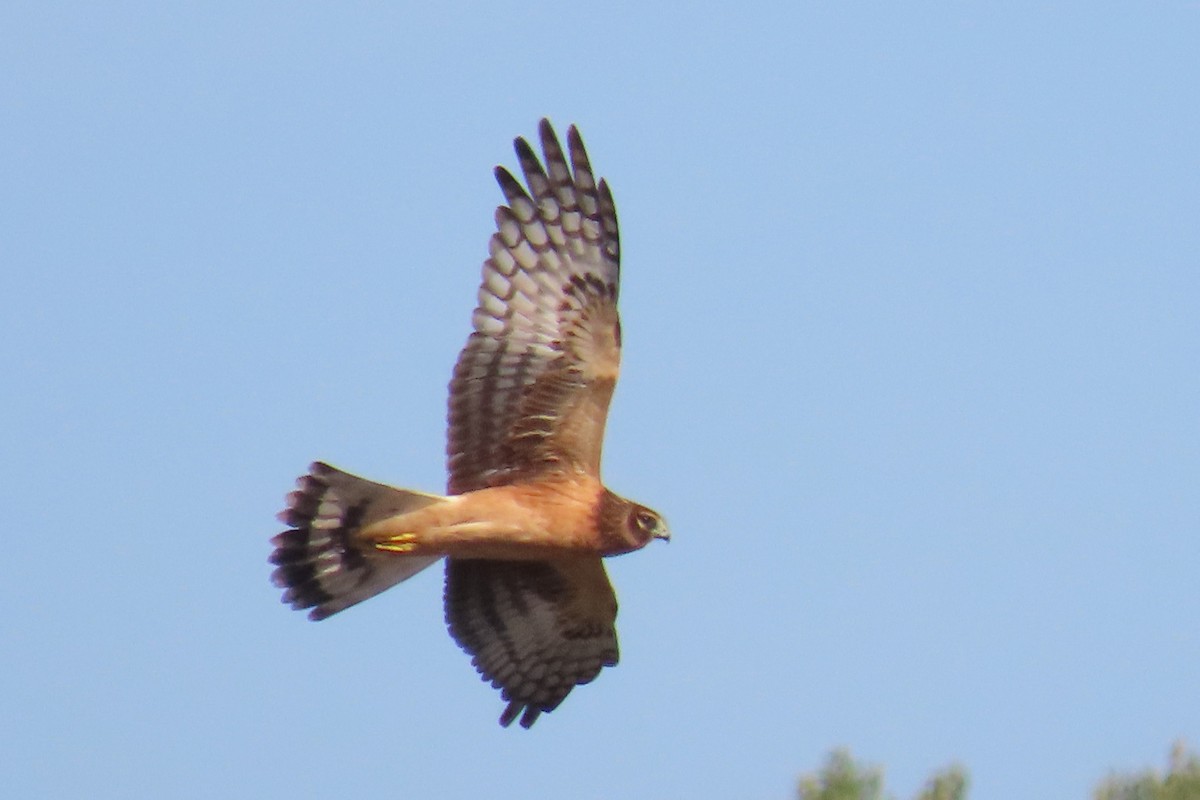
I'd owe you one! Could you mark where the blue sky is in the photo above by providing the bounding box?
[2,3,1197,798]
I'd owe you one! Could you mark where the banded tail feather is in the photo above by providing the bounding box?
[270,462,445,620]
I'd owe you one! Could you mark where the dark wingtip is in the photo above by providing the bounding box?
[494,165,530,205]
[566,123,584,152]
[514,135,538,164]
[520,706,541,729]
[498,701,543,729]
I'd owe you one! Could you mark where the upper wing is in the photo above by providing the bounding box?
[444,557,619,728]
[447,119,622,494]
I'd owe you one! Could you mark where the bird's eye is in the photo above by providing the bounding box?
[634,511,658,532]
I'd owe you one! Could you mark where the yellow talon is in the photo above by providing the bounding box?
[375,532,419,554]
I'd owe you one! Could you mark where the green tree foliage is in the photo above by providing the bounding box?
[1094,741,1200,800]
[915,767,969,800]
[796,749,967,800]
[797,749,884,800]
[795,742,1200,800]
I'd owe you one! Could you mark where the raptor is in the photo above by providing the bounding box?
[269,119,668,728]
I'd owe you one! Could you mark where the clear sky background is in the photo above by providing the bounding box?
[2,3,1197,799]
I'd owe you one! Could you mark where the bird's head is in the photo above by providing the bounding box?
[600,491,670,554]
[628,504,671,546]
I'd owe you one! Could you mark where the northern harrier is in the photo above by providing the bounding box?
[269,119,669,728]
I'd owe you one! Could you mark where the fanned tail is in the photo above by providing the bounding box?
[270,462,445,620]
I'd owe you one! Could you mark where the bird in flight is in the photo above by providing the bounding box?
[269,119,669,728]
